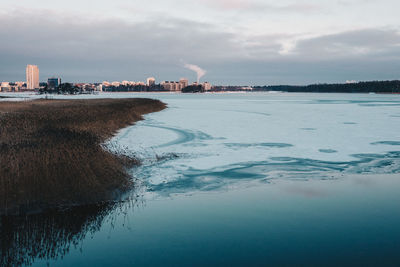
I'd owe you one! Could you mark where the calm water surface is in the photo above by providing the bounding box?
[2,92,400,266]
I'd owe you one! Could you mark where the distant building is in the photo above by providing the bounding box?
[122,80,138,86]
[346,80,358,84]
[161,81,182,91]
[15,82,25,89]
[11,82,25,92]
[1,82,10,92]
[202,82,212,91]
[161,81,172,91]
[26,65,39,90]
[147,77,156,87]
[179,78,189,89]
[1,82,23,92]
[47,77,61,89]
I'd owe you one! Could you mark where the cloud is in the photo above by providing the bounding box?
[289,28,400,59]
[0,10,243,82]
[199,0,324,14]
[0,9,400,84]
[184,64,207,82]
[200,0,252,10]
[0,12,234,60]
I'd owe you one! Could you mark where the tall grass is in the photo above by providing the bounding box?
[0,98,166,214]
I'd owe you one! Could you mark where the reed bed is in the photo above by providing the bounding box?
[0,98,166,214]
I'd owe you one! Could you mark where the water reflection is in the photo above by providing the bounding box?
[0,197,143,267]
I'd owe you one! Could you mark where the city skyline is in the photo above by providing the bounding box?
[2,64,209,86]
[1,0,400,84]
[0,64,216,92]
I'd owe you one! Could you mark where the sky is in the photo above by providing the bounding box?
[1,0,400,85]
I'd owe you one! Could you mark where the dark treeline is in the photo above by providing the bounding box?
[253,80,400,93]
[182,85,204,93]
[212,86,252,92]
[39,83,84,95]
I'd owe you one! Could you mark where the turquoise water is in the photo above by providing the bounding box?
[2,93,400,266]
[28,176,400,266]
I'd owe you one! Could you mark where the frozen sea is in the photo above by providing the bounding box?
[2,92,400,266]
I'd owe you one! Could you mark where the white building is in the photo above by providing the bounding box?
[202,82,212,91]
[346,80,358,84]
[161,81,182,91]
[26,65,39,90]
[1,82,10,92]
[14,82,25,91]
[147,77,156,87]
[15,82,25,88]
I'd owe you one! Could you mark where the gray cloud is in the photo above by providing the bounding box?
[1,10,399,84]
[291,28,400,59]
[0,12,239,61]
[0,11,243,82]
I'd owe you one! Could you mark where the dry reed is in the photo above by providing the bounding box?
[0,98,166,214]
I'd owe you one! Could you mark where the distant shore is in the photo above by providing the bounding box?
[2,79,400,94]
[0,98,166,215]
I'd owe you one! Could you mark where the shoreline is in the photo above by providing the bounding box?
[0,98,166,215]
[2,91,400,97]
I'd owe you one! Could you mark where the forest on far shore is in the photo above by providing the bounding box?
[252,80,400,93]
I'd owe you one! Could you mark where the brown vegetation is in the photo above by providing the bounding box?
[0,98,166,215]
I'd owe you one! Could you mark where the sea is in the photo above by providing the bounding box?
[1,92,400,266]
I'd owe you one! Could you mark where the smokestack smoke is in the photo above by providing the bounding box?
[184,63,206,83]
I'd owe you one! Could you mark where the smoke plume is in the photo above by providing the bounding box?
[184,63,206,83]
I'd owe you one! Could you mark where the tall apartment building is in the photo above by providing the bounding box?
[26,65,39,90]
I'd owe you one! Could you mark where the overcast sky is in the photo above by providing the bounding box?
[1,0,400,85]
